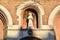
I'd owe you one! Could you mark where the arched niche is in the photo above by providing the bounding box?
[23,8,38,28]
[0,5,13,39]
[16,1,45,29]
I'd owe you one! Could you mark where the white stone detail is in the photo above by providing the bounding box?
[8,25,20,29]
[41,25,51,29]
[7,29,19,38]
[0,5,13,25]
[48,5,60,28]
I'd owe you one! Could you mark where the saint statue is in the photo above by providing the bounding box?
[27,12,34,28]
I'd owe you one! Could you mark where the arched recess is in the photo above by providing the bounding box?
[48,5,60,28]
[0,5,13,39]
[16,1,45,28]
[48,5,60,40]
[23,8,38,28]
[0,5,13,26]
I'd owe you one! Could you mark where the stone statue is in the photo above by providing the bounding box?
[28,12,34,28]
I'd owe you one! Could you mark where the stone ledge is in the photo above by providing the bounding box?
[7,25,54,30]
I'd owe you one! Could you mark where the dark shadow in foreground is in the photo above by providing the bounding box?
[20,36,41,40]
[19,27,42,40]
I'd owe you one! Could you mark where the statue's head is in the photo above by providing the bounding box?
[28,11,33,16]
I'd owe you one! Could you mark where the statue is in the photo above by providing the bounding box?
[27,11,34,28]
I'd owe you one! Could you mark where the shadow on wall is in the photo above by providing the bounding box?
[18,27,42,40]
[42,30,56,40]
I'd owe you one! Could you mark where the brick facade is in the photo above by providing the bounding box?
[0,0,60,40]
